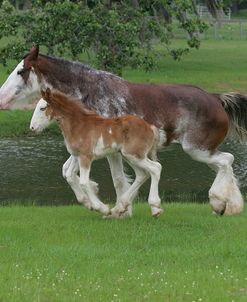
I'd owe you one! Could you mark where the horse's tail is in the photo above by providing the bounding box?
[219,92,247,142]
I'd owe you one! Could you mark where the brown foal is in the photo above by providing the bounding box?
[31,88,163,218]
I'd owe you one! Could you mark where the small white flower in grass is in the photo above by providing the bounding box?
[198,298,202,301]
[113,294,118,297]
[216,266,219,269]
[15,264,19,268]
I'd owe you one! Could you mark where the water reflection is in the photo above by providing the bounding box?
[0,137,246,204]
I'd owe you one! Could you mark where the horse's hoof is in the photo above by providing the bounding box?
[151,207,163,217]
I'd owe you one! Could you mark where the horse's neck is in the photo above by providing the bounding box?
[38,56,131,116]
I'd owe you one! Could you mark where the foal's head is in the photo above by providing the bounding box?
[30,88,95,133]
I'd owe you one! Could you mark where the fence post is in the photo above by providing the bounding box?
[214,22,217,39]
[240,21,243,40]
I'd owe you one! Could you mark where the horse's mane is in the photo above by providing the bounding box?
[38,53,121,80]
[49,90,97,118]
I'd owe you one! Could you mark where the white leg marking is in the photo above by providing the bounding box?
[183,146,244,215]
[63,156,99,209]
[136,158,163,217]
[109,156,162,218]
[79,160,110,215]
[107,153,132,216]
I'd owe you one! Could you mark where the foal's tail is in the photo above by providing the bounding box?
[219,92,247,142]
[149,126,166,161]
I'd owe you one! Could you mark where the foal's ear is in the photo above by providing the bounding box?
[29,45,39,61]
[41,89,46,99]
[40,87,52,102]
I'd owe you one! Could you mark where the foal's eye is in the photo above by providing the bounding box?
[40,107,46,111]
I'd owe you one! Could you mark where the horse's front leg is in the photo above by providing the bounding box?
[107,153,132,216]
[79,155,110,216]
[62,155,97,210]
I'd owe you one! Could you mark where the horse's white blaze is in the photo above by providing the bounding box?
[0,60,41,109]
[30,99,51,132]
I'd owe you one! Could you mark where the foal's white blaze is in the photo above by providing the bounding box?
[30,99,51,132]
[0,60,40,109]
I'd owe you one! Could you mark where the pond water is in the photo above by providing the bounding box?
[0,137,247,205]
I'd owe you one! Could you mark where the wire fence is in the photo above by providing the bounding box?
[173,19,247,40]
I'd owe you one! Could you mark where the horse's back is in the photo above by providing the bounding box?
[126,82,229,150]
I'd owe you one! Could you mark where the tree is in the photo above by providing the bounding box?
[0,0,207,75]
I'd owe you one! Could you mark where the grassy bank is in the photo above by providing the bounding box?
[0,39,247,138]
[0,110,60,138]
[0,203,246,302]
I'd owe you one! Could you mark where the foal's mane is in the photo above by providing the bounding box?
[49,90,97,118]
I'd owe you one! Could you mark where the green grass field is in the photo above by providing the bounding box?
[0,203,246,302]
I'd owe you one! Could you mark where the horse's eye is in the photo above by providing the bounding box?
[40,107,46,111]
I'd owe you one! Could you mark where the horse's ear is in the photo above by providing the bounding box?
[29,45,39,61]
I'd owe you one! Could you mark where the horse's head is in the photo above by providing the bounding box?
[0,45,41,110]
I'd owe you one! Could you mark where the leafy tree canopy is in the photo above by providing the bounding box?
[0,0,208,75]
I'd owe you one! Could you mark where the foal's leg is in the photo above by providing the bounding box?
[107,153,132,216]
[109,163,149,218]
[62,155,98,209]
[79,156,110,216]
[138,158,163,217]
[182,146,244,215]
[110,156,162,218]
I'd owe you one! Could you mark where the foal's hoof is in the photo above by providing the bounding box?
[103,206,129,219]
[101,204,111,216]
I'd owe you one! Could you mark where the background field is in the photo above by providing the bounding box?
[0,203,246,302]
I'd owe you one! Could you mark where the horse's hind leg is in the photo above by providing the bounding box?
[107,153,132,216]
[182,146,244,215]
